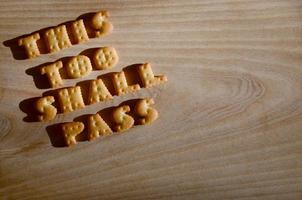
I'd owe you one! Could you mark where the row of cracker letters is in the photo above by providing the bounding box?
[62,98,158,146]
[18,11,112,59]
[41,47,118,88]
[35,63,167,122]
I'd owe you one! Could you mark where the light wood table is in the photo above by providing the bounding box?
[1,0,302,199]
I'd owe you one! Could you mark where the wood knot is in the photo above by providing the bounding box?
[0,115,11,140]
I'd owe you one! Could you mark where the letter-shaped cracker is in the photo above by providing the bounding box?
[135,98,158,125]
[112,71,140,96]
[88,78,112,105]
[44,25,72,53]
[57,86,85,113]
[71,19,89,44]
[137,63,167,88]
[88,114,112,141]
[90,11,113,37]
[18,33,41,59]
[112,105,134,132]
[35,96,57,121]
[61,122,84,146]
[41,61,63,88]
[66,55,92,78]
[93,47,118,70]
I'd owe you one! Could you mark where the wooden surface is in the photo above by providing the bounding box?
[1,0,302,199]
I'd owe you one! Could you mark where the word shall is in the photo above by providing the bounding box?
[62,98,158,146]
[34,63,167,122]
[18,11,112,59]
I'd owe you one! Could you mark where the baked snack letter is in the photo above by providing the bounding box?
[41,61,63,88]
[112,71,140,96]
[137,63,167,88]
[88,114,112,141]
[93,47,118,70]
[61,122,84,146]
[18,33,41,58]
[135,98,158,125]
[71,19,89,44]
[44,25,72,53]
[57,86,85,113]
[112,105,134,132]
[88,78,112,105]
[35,96,57,121]
[66,55,92,78]
[90,11,113,37]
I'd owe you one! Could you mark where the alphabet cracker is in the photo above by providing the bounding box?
[112,105,134,132]
[93,47,119,70]
[135,98,158,125]
[71,19,89,44]
[137,63,167,88]
[112,71,140,96]
[61,122,84,146]
[18,33,41,59]
[88,114,112,141]
[35,96,57,122]
[66,55,92,78]
[44,25,72,53]
[90,11,113,38]
[41,61,63,88]
[57,86,85,113]
[88,78,113,105]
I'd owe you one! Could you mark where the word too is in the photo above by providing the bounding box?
[41,46,118,88]
[62,98,158,146]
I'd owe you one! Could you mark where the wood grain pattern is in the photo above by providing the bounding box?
[1,0,302,199]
